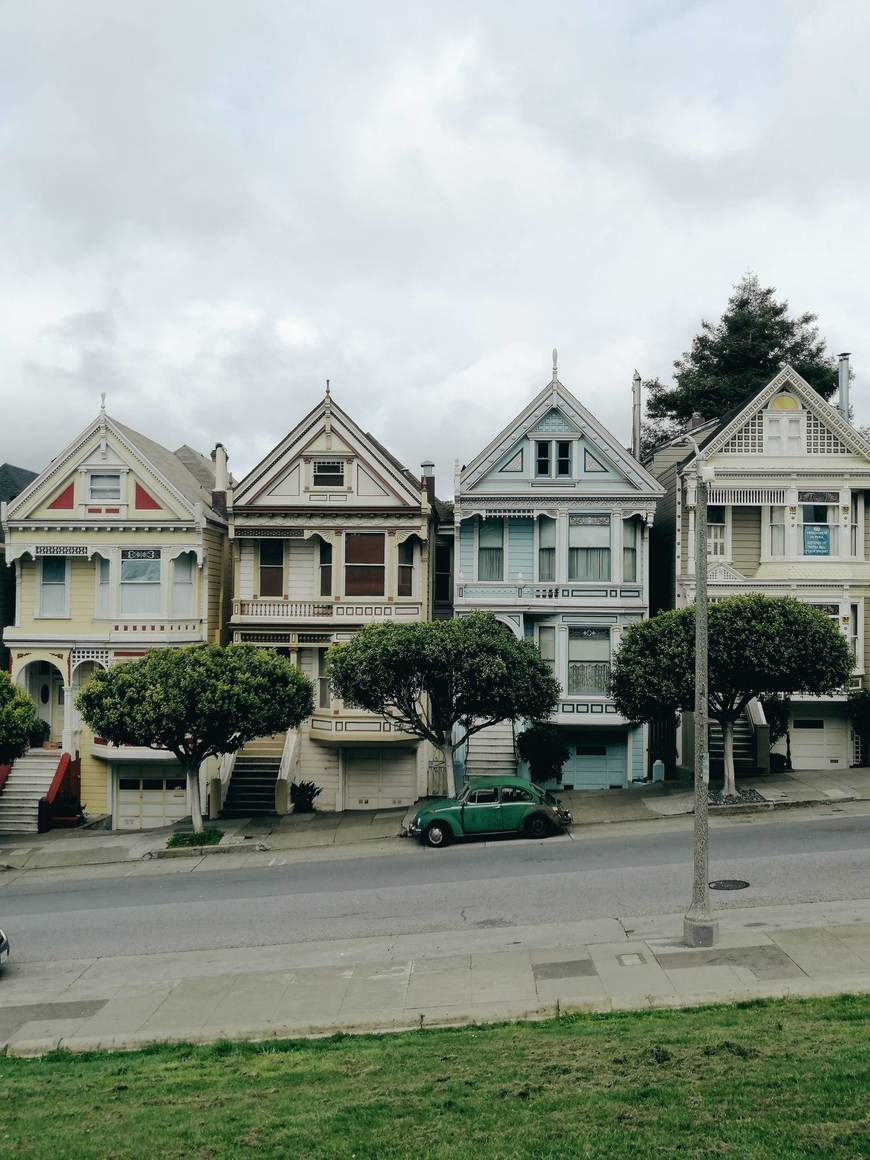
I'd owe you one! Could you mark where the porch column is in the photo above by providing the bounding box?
[62,685,75,755]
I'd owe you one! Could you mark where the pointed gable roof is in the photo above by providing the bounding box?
[461,374,664,496]
[233,392,424,509]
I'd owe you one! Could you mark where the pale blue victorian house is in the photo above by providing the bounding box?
[454,358,664,791]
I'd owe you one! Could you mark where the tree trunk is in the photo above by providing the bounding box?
[785,728,793,771]
[187,767,204,833]
[721,719,736,798]
[439,742,455,797]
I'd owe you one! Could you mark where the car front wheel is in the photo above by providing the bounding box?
[523,813,553,839]
[424,821,452,848]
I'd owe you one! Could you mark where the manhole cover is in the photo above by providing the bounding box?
[709,879,750,890]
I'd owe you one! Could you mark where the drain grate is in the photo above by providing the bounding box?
[709,879,750,890]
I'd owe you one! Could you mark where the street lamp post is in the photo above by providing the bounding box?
[682,438,719,948]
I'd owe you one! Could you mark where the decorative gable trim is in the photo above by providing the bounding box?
[47,482,75,510]
[134,483,161,510]
[704,365,870,461]
[707,562,748,582]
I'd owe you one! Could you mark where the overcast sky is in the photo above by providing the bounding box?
[2,1,868,496]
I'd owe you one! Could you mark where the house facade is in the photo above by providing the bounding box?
[227,388,452,812]
[0,406,231,830]
[454,363,664,790]
[0,463,38,673]
[647,362,870,771]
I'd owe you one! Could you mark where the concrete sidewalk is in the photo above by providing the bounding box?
[2,766,869,873]
[2,898,869,1056]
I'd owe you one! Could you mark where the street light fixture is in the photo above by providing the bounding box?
[681,435,719,948]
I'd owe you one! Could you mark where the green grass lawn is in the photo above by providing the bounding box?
[2,997,868,1159]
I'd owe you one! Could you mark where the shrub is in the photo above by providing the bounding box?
[290,780,322,813]
[516,724,570,783]
[28,718,51,748]
[167,827,224,848]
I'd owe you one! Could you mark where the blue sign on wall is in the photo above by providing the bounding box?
[803,524,830,555]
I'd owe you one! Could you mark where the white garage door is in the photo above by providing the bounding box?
[116,769,189,829]
[789,716,849,770]
[344,748,417,810]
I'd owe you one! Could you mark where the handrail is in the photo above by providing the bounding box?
[41,753,71,807]
[0,764,11,795]
[217,750,236,809]
[277,729,300,784]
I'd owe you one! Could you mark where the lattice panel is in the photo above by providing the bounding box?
[535,408,575,433]
[806,414,847,454]
[721,414,763,453]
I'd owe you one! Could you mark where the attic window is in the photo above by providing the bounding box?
[313,460,344,487]
[89,473,121,501]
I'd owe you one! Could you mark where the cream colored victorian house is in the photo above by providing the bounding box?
[0,405,231,831]
[647,360,870,773]
[227,389,451,813]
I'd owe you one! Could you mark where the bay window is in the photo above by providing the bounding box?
[623,519,638,581]
[345,533,385,596]
[769,507,786,557]
[538,625,556,680]
[319,540,333,596]
[538,516,556,581]
[569,515,611,581]
[318,651,330,709]
[397,539,414,596]
[478,519,504,581]
[95,556,111,617]
[799,492,838,556]
[568,628,611,695]
[120,549,161,615]
[259,540,284,597]
[39,557,67,616]
[171,552,196,617]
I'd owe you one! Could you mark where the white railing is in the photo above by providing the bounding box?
[233,599,334,618]
[276,729,301,814]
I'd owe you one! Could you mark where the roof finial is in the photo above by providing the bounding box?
[325,378,331,398]
[552,348,558,382]
[100,392,106,414]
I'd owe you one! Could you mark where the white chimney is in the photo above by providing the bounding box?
[631,370,642,459]
[839,353,851,421]
[213,442,228,492]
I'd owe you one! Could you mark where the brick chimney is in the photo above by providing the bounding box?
[420,460,436,503]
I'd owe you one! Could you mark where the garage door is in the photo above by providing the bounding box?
[789,716,849,770]
[116,770,189,829]
[561,732,627,790]
[344,748,417,810]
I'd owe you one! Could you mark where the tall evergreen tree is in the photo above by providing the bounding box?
[642,274,838,454]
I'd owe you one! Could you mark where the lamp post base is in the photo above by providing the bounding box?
[684,914,719,948]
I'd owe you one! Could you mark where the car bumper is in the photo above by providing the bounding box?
[401,823,422,838]
[0,932,8,966]
[558,811,573,827]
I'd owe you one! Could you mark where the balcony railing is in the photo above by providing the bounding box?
[456,583,642,601]
[567,661,611,696]
[233,599,333,619]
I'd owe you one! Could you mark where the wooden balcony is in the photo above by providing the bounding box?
[231,599,423,624]
[308,711,414,744]
[232,599,334,620]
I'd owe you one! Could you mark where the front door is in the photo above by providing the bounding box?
[461,786,502,833]
[29,664,63,742]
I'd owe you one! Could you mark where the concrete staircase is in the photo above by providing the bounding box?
[0,749,62,833]
[220,734,284,819]
[465,720,518,779]
[709,716,756,774]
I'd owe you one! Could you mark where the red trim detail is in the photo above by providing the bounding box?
[42,753,70,807]
[48,482,75,510]
[105,507,120,514]
[87,507,102,513]
[134,483,161,510]
[0,764,11,794]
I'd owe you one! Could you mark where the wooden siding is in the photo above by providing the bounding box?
[287,537,317,600]
[507,518,534,581]
[731,506,761,576]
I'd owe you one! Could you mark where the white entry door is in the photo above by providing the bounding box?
[343,748,417,810]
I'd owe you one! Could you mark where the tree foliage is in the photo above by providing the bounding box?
[611,595,852,794]
[327,613,560,793]
[642,274,838,453]
[0,672,42,766]
[516,724,571,783]
[78,645,314,830]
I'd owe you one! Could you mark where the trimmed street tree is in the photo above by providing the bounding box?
[78,645,314,832]
[0,671,43,766]
[642,274,839,454]
[327,613,560,794]
[611,595,852,797]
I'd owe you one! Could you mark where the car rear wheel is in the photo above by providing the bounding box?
[523,813,553,839]
[424,821,452,848]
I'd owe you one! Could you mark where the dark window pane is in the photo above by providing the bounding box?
[345,565,385,596]
[345,534,385,564]
[259,566,283,597]
[320,565,332,597]
[260,541,283,566]
[470,788,498,803]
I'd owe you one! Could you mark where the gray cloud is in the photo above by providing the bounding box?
[1,0,868,494]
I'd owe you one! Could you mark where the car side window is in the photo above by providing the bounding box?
[468,788,498,804]
[501,787,533,803]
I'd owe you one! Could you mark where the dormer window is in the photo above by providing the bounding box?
[535,440,572,478]
[764,394,804,456]
[89,473,121,502]
[313,460,344,488]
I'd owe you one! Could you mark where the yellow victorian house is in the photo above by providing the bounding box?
[0,403,231,831]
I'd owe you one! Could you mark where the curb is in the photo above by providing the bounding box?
[141,841,271,861]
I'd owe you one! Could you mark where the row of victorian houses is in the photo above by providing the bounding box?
[1,354,867,832]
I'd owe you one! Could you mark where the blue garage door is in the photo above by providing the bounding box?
[562,732,627,789]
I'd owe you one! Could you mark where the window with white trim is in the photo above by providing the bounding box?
[312,460,344,487]
[538,625,556,680]
[764,396,804,456]
[95,556,111,617]
[538,516,556,581]
[120,549,161,615]
[319,540,333,597]
[89,473,121,502]
[535,440,572,478]
[318,650,330,709]
[799,491,838,556]
[707,506,727,559]
[568,515,611,581]
[568,627,611,695]
[397,539,414,597]
[40,557,68,616]
[769,506,786,557]
[345,533,385,596]
[171,552,196,618]
[478,519,504,581]
[623,519,638,581]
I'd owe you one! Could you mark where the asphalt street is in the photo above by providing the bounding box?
[1,809,867,966]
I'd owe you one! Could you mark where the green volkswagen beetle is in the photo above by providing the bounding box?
[403,776,573,848]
